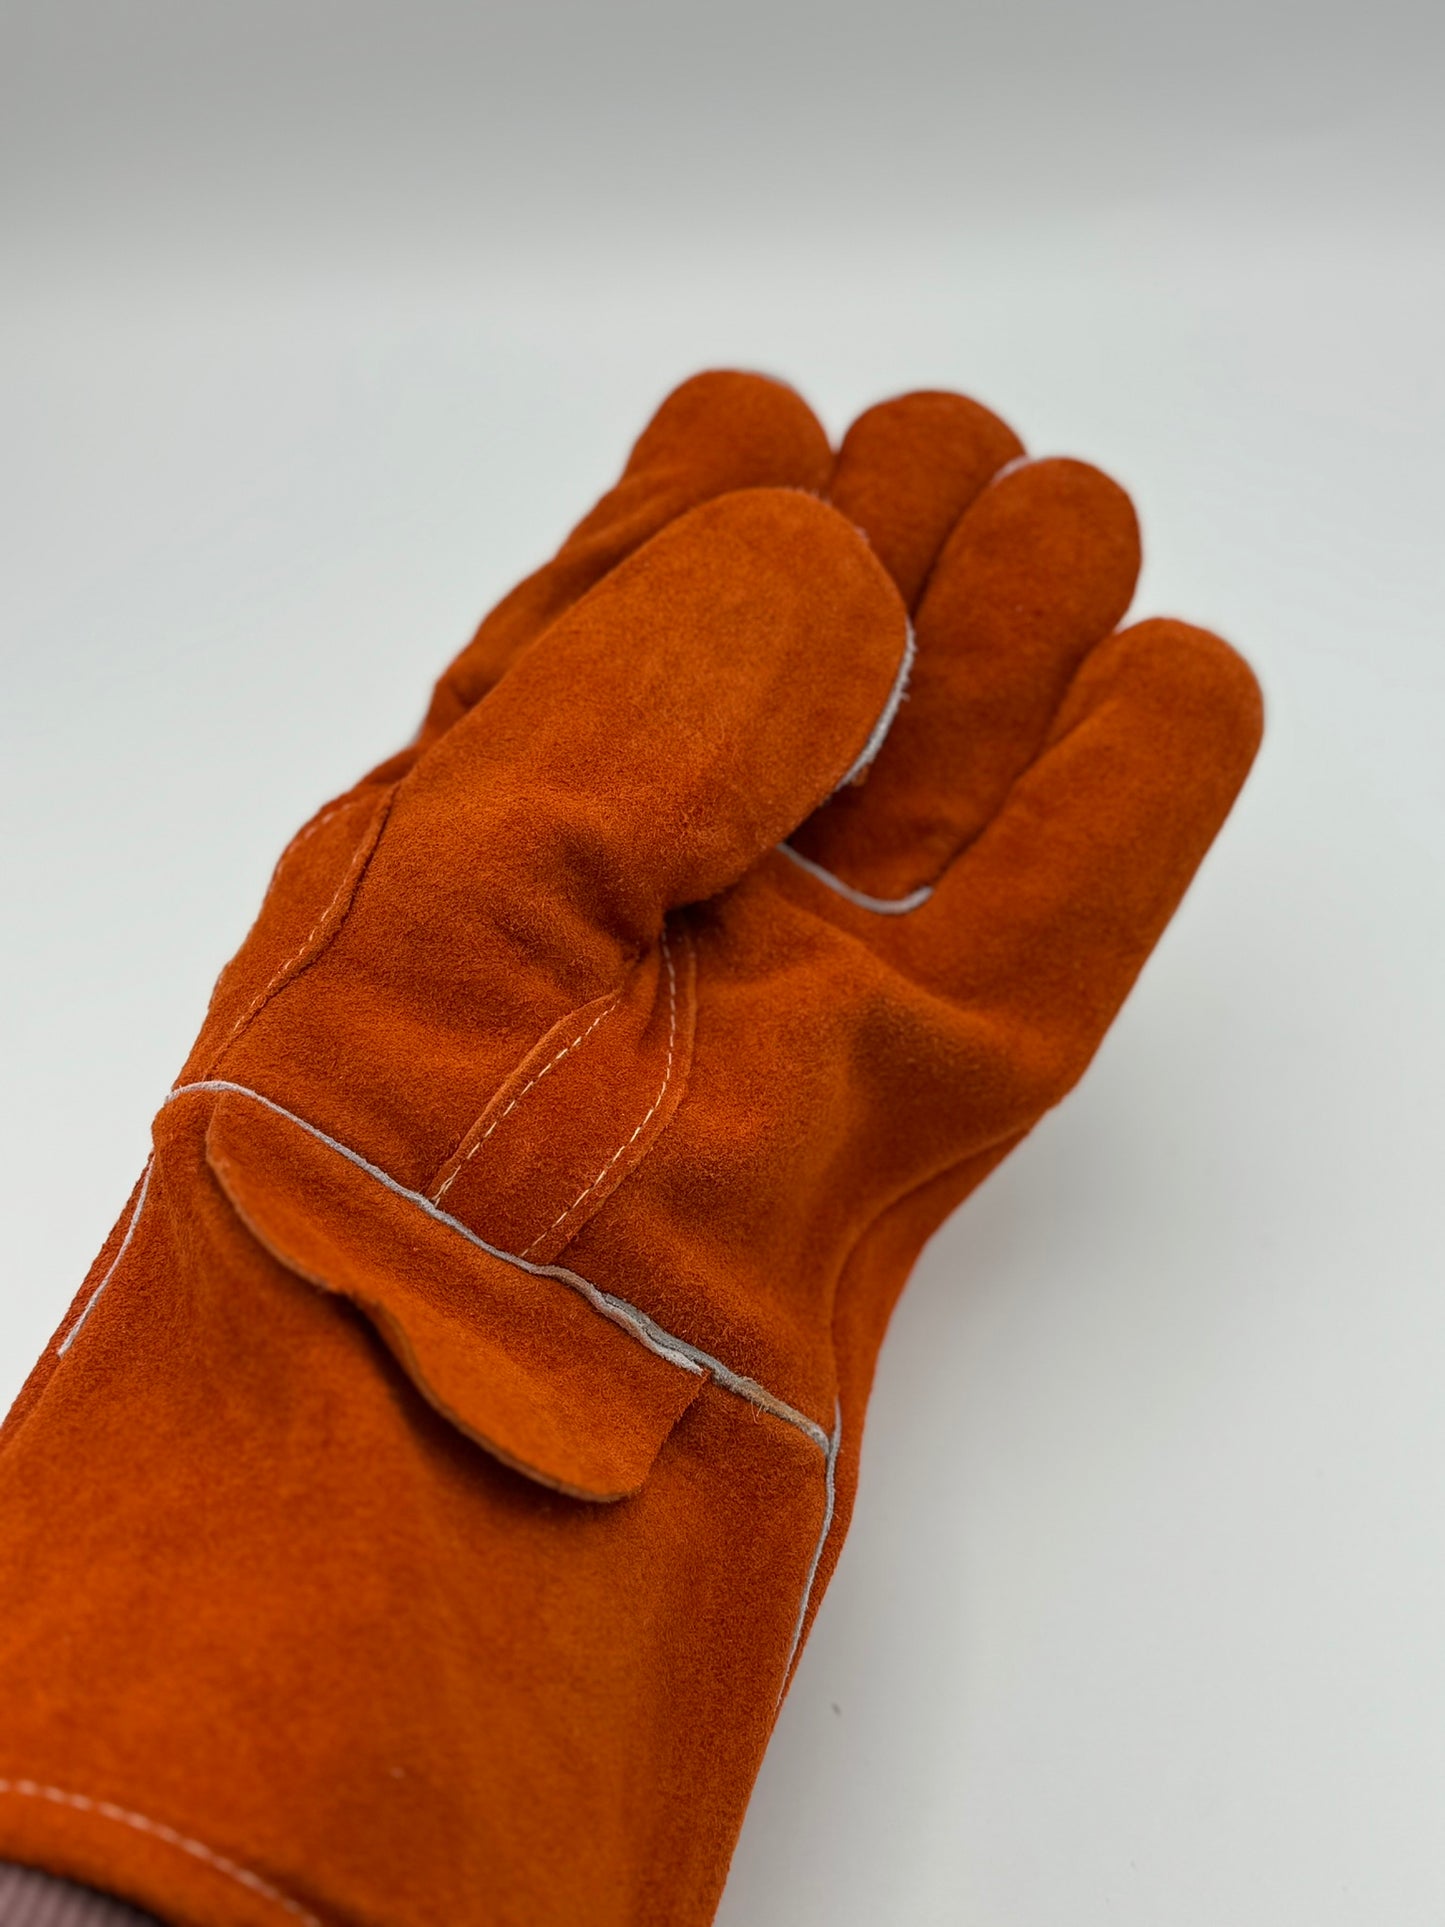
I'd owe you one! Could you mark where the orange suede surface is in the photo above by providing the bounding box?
[0,371,1263,1926]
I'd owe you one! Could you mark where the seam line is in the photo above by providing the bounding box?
[520,932,677,1256]
[165,1079,831,1457]
[0,1780,320,1927]
[432,992,621,1204]
[777,1402,842,1703]
[777,841,935,915]
[210,789,392,1068]
[220,877,353,1054]
[55,1162,153,1358]
[833,620,916,790]
[275,792,367,868]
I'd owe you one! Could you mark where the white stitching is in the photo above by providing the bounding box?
[276,793,366,867]
[210,793,390,1065]
[221,874,357,1047]
[56,1161,153,1357]
[162,1079,831,1455]
[0,1779,320,1927]
[519,934,678,1259]
[779,616,934,912]
[432,994,621,1204]
[777,1401,842,1703]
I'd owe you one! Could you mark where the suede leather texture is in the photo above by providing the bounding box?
[0,372,1263,1927]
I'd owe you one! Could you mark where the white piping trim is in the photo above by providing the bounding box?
[781,464,1078,919]
[778,1401,842,1702]
[0,1779,320,1927]
[164,1080,832,1457]
[832,620,915,792]
[777,841,935,916]
[56,1161,154,1357]
[988,452,1038,486]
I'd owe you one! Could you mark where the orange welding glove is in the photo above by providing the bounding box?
[0,373,1262,1927]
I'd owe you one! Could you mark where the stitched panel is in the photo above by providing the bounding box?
[183,784,398,1083]
[427,986,624,1206]
[169,1079,832,1454]
[429,926,698,1265]
[199,1087,712,1501]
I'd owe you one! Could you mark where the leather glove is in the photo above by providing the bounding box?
[0,373,1262,1927]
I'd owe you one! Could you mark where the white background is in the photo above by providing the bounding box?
[3,3,1443,1921]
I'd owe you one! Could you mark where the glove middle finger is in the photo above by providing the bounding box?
[796,425,1141,905]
